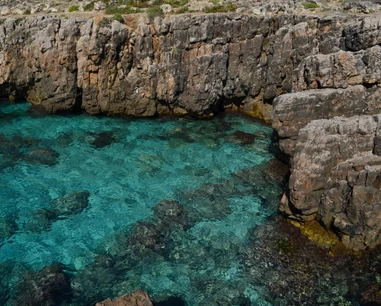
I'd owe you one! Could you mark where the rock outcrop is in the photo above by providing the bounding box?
[273,17,381,251]
[0,13,349,118]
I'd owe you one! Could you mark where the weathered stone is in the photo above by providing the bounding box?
[94,2,106,11]
[0,14,351,117]
[280,115,381,250]
[272,86,369,156]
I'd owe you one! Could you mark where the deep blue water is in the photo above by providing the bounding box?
[0,101,283,305]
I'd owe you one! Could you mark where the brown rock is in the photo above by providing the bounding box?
[95,290,153,306]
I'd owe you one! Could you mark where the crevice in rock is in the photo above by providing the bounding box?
[73,86,83,113]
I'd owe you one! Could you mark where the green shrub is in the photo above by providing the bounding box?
[127,0,152,8]
[176,6,189,13]
[147,6,164,18]
[113,13,125,23]
[68,5,80,12]
[84,1,95,11]
[105,4,138,14]
[302,1,319,9]
[204,2,236,13]
[99,17,112,27]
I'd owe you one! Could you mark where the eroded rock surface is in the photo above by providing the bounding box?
[0,14,352,118]
[273,17,381,251]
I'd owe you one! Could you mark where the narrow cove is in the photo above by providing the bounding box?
[1,101,380,306]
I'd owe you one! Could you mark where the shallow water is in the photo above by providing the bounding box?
[0,101,285,305]
[1,101,380,306]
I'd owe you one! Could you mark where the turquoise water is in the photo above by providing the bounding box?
[0,101,284,305]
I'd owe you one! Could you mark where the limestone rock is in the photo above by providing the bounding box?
[94,1,106,10]
[283,115,381,250]
[272,85,370,156]
[160,4,172,14]
[0,14,351,116]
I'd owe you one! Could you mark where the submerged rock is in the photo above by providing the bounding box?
[23,209,57,233]
[12,263,71,306]
[231,130,257,145]
[0,260,30,306]
[152,200,188,229]
[89,131,116,149]
[153,296,185,306]
[25,148,60,166]
[0,215,18,240]
[51,191,90,216]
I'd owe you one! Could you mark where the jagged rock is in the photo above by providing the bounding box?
[0,14,350,116]
[272,85,371,156]
[280,115,381,250]
[95,290,153,306]
[344,17,381,51]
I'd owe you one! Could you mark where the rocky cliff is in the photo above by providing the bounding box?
[1,12,381,251]
[0,13,350,117]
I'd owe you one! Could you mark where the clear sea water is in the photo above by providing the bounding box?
[0,101,284,305]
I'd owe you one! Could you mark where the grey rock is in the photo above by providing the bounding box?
[272,85,370,156]
[281,115,381,250]
[94,2,106,10]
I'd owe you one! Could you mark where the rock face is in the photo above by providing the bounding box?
[0,14,349,118]
[273,17,381,251]
[2,13,381,250]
